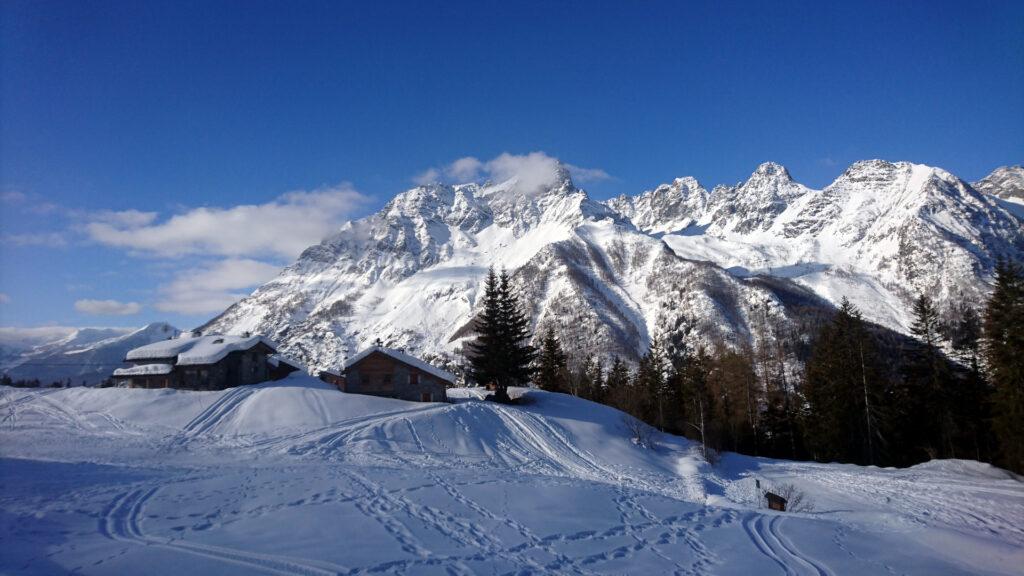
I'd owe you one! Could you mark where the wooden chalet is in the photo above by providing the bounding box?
[318,368,346,388]
[113,333,299,390]
[339,345,453,402]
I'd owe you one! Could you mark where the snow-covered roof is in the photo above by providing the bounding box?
[125,334,277,365]
[113,363,173,376]
[269,354,306,372]
[343,346,456,383]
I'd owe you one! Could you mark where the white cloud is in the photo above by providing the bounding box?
[155,258,282,315]
[1,191,27,204]
[565,163,612,183]
[412,168,441,186]
[448,157,485,181]
[87,209,159,227]
[74,299,142,316]
[0,326,77,348]
[415,152,610,195]
[0,293,9,304]
[2,232,68,247]
[484,152,564,194]
[85,184,369,259]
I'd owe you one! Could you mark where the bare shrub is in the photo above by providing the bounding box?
[765,482,814,513]
[702,446,722,466]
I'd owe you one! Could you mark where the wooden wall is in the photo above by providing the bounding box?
[343,351,448,402]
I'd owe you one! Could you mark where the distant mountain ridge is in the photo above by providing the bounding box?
[2,322,180,386]
[973,165,1024,204]
[611,160,1023,330]
[200,160,1023,375]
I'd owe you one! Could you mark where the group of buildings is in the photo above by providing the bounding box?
[112,332,453,402]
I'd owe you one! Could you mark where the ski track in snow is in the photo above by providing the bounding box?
[99,484,350,576]
[4,382,1022,575]
[741,514,834,576]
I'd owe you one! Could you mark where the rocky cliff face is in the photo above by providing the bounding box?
[202,160,1023,374]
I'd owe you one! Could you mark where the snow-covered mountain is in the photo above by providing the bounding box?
[614,160,1023,331]
[973,165,1024,204]
[3,322,180,385]
[203,160,1022,374]
[203,170,824,374]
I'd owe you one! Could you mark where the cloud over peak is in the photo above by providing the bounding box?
[414,152,610,194]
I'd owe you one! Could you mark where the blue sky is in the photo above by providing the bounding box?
[1,0,1022,331]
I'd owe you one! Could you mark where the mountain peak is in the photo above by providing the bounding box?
[751,162,791,180]
[973,165,1024,203]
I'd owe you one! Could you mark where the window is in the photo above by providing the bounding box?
[421,392,432,402]
[410,373,419,385]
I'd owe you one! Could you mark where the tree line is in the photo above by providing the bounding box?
[466,261,1024,474]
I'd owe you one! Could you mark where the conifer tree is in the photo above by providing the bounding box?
[948,299,990,461]
[804,298,884,464]
[635,335,669,429]
[679,347,715,457]
[604,356,631,411]
[467,267,537,402]
[982,259,1024,473]
[467,267,504,388]
[497,270,537,398]
[535,325,567,393]
[908,293,955,458]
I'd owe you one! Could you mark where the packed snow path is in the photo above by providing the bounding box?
[2,378,1022,575]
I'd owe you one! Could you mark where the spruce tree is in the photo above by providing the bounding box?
[804,298,885,464]
[604,356,631,411]
[982,259,1024,473]
[679,347,715,457]
[948,299,991,461]
[497,270,537,399]
[467,268,504,388]
[535,325,568,393]
[908,293,955,458]
[635,335,669,429]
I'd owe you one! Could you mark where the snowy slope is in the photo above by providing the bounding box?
[2,379,1021,575]
[3,322,181,385]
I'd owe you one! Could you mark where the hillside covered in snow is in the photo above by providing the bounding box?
[2,379,1021,575]
[202,161,1023,374]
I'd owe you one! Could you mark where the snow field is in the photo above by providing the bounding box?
[2,376,1022,575]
